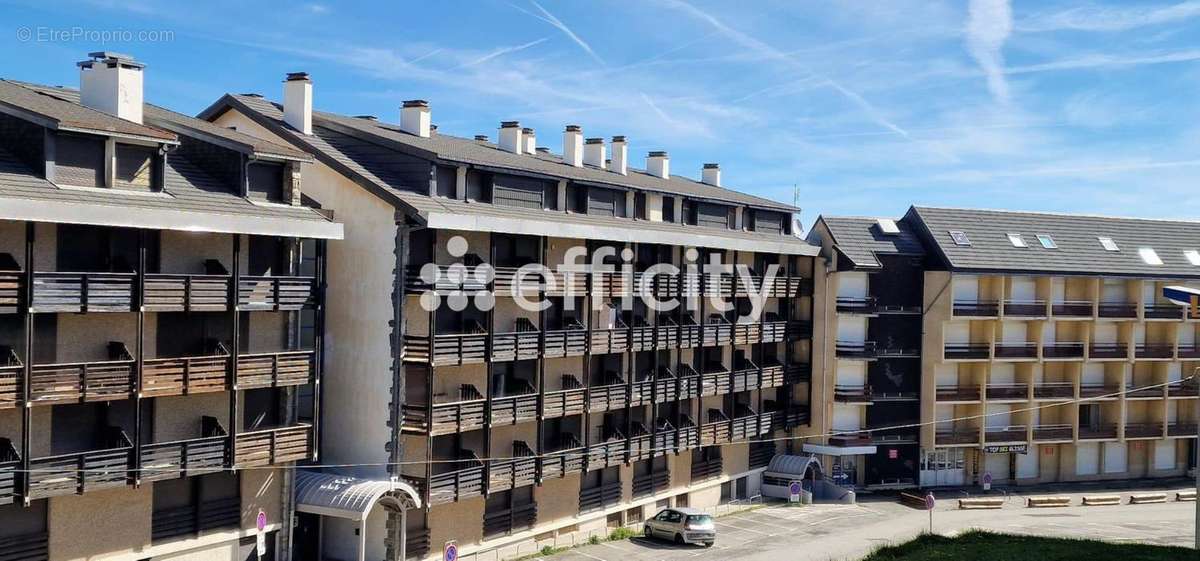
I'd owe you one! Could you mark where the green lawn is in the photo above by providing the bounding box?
[862,530,1194,561]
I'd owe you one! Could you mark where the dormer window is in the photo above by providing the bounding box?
[114,143,157,191]
[55,133,106,188]
[247,161,284,202]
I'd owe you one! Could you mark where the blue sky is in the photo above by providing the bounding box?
[2,0,1200,228]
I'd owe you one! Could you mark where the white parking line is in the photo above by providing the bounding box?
[572,550,609,561]
[715,520,774,536]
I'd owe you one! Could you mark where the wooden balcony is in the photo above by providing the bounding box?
[834,384,873,403]
[427,453,484,506]
[143,273,230,312]
[403,385,486,435]
[1032,424,1073,441]
[1125,423,1164,439]
[1098,303,1137,319]
[784,363,810,384]
[629,321,656,352]
[944,343,990,360]
[701,319,733,347]
[652,368,680,403]
[699,365,731,397]
[0,347,21,409]
[492,323,541,362]
[586,433,626,471]
[592,271,633,298]
[984,425,1027,443]
[761,320,787,344]
[236,350,314,389]
[1144,304,1183,320]
[0,438,18,505]
[483,502,537,538]
[952,300,999,317]
[0,256,22,313]
[986,384,1028,401]
[542,323,587,358]
[935,428,979,445]
[29,343,135,405]
[140,417,228,482]
[761,362,785,388]
[731,408,763,441]
[699,409,732,446]
[142,351,229,397]
[579,480,621,512]
[731,363,761,393]
[1126,383,1165,399]
[1167,422,1198,437]
[0,533,47,561]
[1051,301,1093,318]
[1033,382,1074,400]
[31,272,135,312]
[1088,343,1128,360]
[632,470,669,498]
[542,376,585,419]
[653,419,675,457]
[539,435,584,481]
[628,423,652,462]
[587,377,628,413]
[936,385,980,402]
[1078,424,1119,440]
[732,323,762,345]
[590,321,630,355]
[238,276,317,311]
[27,428,132,499]
[488,441,537,493]
[787,320,813,340]
[676,416,699,451]
[1042,343,1084,360]
[1002,299,1046,317]
[993,342,1037,360]
[490,384,538,426]
[749,441,776,469]
[404,330,487,366]
[690,455,723,481]
[1135,343,1174,360]
[677,318,702,349]
[492,267,542,298]
[233,424,312,467]
[836,296,877,315]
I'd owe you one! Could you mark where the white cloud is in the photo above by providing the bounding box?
[965,0,1013,105]
[457,37,548,68]
[1018,1,1200,33]
[512,0,604,65]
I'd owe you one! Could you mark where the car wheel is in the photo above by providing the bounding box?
[674,533,684,545]
[644,526,653,538]
[704,542,714,548]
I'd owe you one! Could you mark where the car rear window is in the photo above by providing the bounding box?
[686,515,713,526]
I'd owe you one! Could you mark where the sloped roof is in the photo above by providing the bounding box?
[0,79,175,142]
[907,206,1200,278]
[295,471,420,520]
[810,215,924,268]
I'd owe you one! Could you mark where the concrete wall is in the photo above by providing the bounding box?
[49,486,152,560]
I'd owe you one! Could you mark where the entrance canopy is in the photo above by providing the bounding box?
[801,443,878,456]
[295,471,421,521]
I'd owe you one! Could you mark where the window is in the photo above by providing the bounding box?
[55,133,106,187]
[114,144,156,191]
[1036,235,1057,249]
[697,202,730,229]
[876,218,900,235]
[1186,250,1200,266]
[662,196,676,222]
[246,162,284,202]
[1006,233,1026,248]
[152,472,240,542]
[567,183,587,213]
[1098,237,1119,251]
[949,230,971,246]
[492,174,546,210]
[587,187,620,217]
[1139,247,1163,266]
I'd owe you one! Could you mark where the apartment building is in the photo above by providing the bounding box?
[201,75,817,560]
[811,206,1200,490]
[0,53,341,560]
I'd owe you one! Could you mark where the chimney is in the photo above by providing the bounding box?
[584,138,606,169]
[280,72,313,135]
[400,100,431,138]
[646,151,669,179]
[702,163,721,186]
[610,136,628,175]
[563,125,583,167]
[521,128,536,154]
[499,121,523,154]
[77,51,144,124]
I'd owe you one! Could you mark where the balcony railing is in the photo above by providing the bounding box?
[1051,301,1092,317]
[404,385,486,435]
[1125,423,1164,439]
[749,441,776,469]
[542,376,585,419]
[984,425,1027,443]
[1042,343,1084,360]
[1143,303,1183,320]
[935,428,979,445]
[731,407,764,441]
[0,438,19,505]
[676,317,702,349]
[1135,344,1174,359]
[1078,424,1119,440]
[151,497,240,542]
[586,433,626,471]
[142,351,229,397]
[632,470,669,498]
[936,385,980,402]
[944,343,990,360]
[834,384,873,403]
[986,384,1028,401]
[587,377,628,413]
[1167,422,1198,437]
[540,436,585,481]
[490,381,537,425]
[732,323,762,345]
[787,320,814,340]
[835,340,877,359]
[1079,383,1121,399]
[590,320,631,355]
[29,343,135,404]
[1167,380,1199,398]
[482,502,537,538]
[1088,343,1127,359]
[993,342,1038,359]
[628,423,652,462]
[731,362,761,393]
[579,480,621,512]
[836,296,877,315]
[1125,383,1164,399]
[1178,345,1200,359]
[143,273,230,312]
[542,322,587,358]
[0,347,22,409]
[404,329,488,366]
[1098,303,1137,319]
[702,317,733,347]
[488,442,537,493]
[676,416,699,451]
[236,350,314,389]
[1032,424,1073,441]
[0,532,47,561]
[784,363,810,385]
[0,257,20,313]
[699,365,731,397]
[140,417,228,482]
[31,271,136,312]
[653,419,675,457]
[492,323,541,362]
[27,428,132,499]
[427,453,484,505]
[1033,382,1074,400]
[1002,299,1046,317]
[690,454,723,481]
[233,424,313,467]
[953,300,999,317]
[699,409,732,446]
[238,276,317,311]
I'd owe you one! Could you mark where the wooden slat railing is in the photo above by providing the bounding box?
[0,532,48,561]
[139,417,228,482]
[586,432,626,470]
[31,272,135,312]
[0,438,19,506]
[238,276,317,311]
[699,409,732,446]
[27,428,132,499]
[543,322,587,358]
[542,376,585,419]
[29,345,135,405]
[579,480,621,512]
[0,347,22,409]
[233,424,312,467]
[235,350,314,389]
[699,365,731,397]
[587,377,628,413]
[428,453,484,505]
[490,382,538,425]
[539,435,584,481]
[143,274,230,312]
[0,255,21,313]
[632,470,669,498]
[628,423,652,462]
[488,441,537,493]
[142,352,229,397]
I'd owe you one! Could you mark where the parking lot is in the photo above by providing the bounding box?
[548,491,1196,561]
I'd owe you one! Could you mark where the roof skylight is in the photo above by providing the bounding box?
[876,218,900,235]
[949,230,971,246]
[1007,233,1026,248]
[1139,247,1163,266]
[1036,235,1057,249]
[1185,250,1200,266]
[1098,237,1119,252]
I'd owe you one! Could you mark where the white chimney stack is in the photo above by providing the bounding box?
[78,51,144,124]
[610,136,628,175]
[499,121,523,154]
[583,138,606,169]
[702,163,721,186]
[521,128,536,154]
[563,125,583,167]
[646,151,669,179]
[282,72,313,135]
[400,100,431,138]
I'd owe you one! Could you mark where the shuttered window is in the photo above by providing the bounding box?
[114,144,156,191]
[588,187,618,217]
[492,175,546,210]
[55,134,105,187]
[247,162,284,202]
[697,202,729,229]
[755,211,783,234]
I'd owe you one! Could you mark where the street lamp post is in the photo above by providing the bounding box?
[1162,285,1200,551]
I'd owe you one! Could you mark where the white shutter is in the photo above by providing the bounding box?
[1075,443,1100,475]
[1000,321,1027,344]
[1101,280,1126,303]
[1178,326,1196,346]
[935,405,954,430]
[953,275,979,301]
[1133,324,1146,345]
[838,272,869,299]
[989,364,1016,385]
[944,321,970,345]
[832,405,862,432]
[1093,323,1118,344]
[984,453,1010,480]
[1082,363,1105,385]
[837,316,867,343]
[1041,322,1057,344]
[1167,363,1182,383]
[935,364,958,387]
[1153,441,1176,471]
[1010,277,1036,301]
[1051,278,1066,304]
[1167,401,1179,422]
[1102,443,1127,473]
[836,360,866,386]
[1015,450,1038,479]
[985,403,1012,428]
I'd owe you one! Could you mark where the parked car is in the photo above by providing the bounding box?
[643,507,715,547]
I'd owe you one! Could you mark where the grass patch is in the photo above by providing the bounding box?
[608,527,638,541]
[863,530,1193,561]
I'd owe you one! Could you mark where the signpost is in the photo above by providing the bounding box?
[788,480,803,503]
[981,471,992,492]
[925,493,935,534]
[255,509,267,559]
[444,540,458,561]
[1163,285,1200,551]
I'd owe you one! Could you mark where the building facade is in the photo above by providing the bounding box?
[0,53,341,560]
[201,76,818,560]
[809,207,1200,490]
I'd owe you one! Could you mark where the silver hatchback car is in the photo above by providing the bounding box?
[643,507,715,547]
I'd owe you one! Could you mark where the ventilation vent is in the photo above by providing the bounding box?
[876,218,900,235]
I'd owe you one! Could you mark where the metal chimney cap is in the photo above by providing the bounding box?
[703,163,720,169]
[648,151,669,158]
[585,137,604,144]
[565,125,582,132]
[402,100,429,108]
[474,135,490,142]
[500,121,520,128]
[611,135,627,143]
[521,127,535,134]
[285,72,311,82]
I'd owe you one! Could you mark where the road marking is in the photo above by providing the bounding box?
[572,550,608,561]
[715,519,774,535]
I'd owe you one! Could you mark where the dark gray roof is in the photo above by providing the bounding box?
[208,94,795,212]
[907,206,1200,278]
[810,215,924,268]
[0,80,176,142]
[16,82,310,161]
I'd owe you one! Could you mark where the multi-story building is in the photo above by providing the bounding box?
[0,53,341,560]
[201,74,818,560]
[810,206,1200,490]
